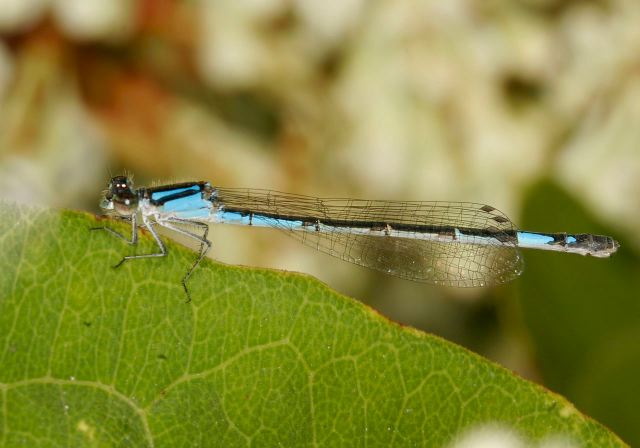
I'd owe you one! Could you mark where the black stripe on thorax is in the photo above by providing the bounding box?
[143,182,209,206]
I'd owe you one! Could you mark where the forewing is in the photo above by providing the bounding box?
[215,189,524,286]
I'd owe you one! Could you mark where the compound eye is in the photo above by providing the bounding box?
[109,176,130,191]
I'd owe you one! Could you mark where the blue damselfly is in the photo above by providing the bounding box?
[93,175,619,301]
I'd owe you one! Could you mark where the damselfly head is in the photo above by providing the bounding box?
[101,175,138,215]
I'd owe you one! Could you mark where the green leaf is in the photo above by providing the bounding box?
[0,202,626,447]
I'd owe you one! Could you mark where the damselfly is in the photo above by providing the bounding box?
[93,175,619,301]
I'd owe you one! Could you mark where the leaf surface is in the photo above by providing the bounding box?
[0,203,626,447]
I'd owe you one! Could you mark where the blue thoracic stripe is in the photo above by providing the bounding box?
[157,190,212,219]
[151,185,201,202]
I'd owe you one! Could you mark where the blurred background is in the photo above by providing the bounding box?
[0,0,638,443]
